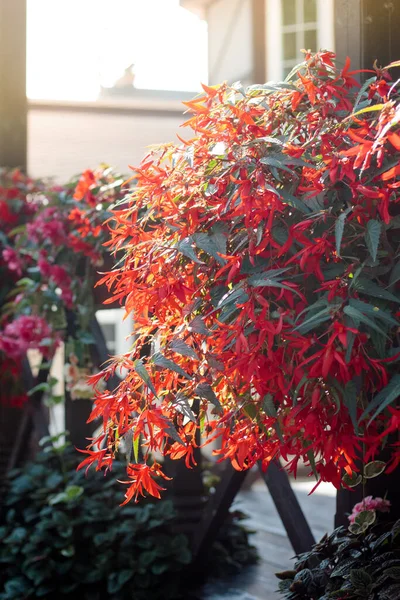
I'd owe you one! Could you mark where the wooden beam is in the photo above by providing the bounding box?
[191,459,315,573]
[191,464,247,568]
[334,0,362,71]
[258,460,315,554]
[0,0,27,170]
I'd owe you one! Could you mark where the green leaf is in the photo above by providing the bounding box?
[262,393,277,418]
[349,568,372,589]
[294,307,331,334]
[4,577,32,597]
[77,331,95,345]
[385,567,400,580]
[348,298,398,327]
[133,433,140,463]
[107,570,133,594]
[192,232,226,265]
[134,359,158,398]
[360,374,400,423]
[210,223,228,255]
[353,76,376,112]
[383,584,400,600]
[356,510,377,528]
[217,286,249,308]
[260,156,297,177]
[352,276,400,303]
[279,186,311,214]
[365,219,381,262]
[363,460,386,479]
[188,315,210,336]
[342,471,362,487]
[152,352,191,380]
[176,237,203,264]
[272,224,289,246]
[306,449,318,480]
[48,492,68,506]
[344,380,359,434]
[348,103,385,119]
[243,403,257,420]
[389,259,400,287]
[194,382,222,413]
[164,422,185,446]
[170,338,199,360]
[4,527,27,544]
[248,277,300,296]
[65,485,83,502]
[248,267,291,283]
[44,395,64,408]
[335,208,352,257]
[331,558,357,576]
[27,382,50,397]
[174,393,196,423]
[343,305,389,337]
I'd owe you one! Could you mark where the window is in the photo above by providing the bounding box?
[266,0,334,81]
[96,309,133,357]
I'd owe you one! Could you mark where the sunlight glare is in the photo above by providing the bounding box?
[27,0,208,101]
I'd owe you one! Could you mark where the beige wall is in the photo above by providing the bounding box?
[207,0,253,86]
[28,104,189,181]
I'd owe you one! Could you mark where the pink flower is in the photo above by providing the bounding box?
[27,208,67,245]
[348,495,391,523]
[0,315,60,359]
[38,255,73,307]
[2,247,23,276]
[38,255,52,278]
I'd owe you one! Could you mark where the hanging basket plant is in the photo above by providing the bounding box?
[0,166,126,406]
[82,52,400,503]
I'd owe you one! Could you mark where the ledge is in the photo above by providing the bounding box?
[27,89,196,118]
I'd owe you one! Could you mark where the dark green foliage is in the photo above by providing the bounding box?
[205,510,259,579]
[276,519,400,599]
[0,442,257,600]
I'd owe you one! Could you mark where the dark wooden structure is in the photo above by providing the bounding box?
[334,0,400,73]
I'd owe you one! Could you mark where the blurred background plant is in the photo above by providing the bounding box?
[0,166,126,408]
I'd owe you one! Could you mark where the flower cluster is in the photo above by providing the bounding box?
[79,53,400,502]
[0,166,126,406]
[0,315,59,360]
[348,495,391,524]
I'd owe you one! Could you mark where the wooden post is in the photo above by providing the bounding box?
[334,0,362,71]
[335,0,400,73]
[252,0,266,84]
[360,0,400,71]
[0,0,27,170]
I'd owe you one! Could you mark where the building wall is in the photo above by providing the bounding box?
[201,0,335,87]
[28,102,190,181]
[207,0,254,86]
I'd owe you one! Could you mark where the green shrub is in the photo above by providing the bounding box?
[0,439,191,600]
[276,518,400,599]
[0,439,257,600]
